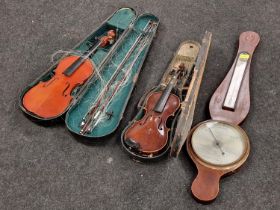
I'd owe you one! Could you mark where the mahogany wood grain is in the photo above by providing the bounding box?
[191,164,223,202]
[124,91,180,154]
[187,120,250,202]
[209,31,260,125]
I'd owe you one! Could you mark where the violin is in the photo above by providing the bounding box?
[22,30,116,118]
[124,72,181,155]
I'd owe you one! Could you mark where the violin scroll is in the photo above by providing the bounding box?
[100,30,116,47]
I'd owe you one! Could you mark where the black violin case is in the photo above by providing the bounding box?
[19,8,159,139]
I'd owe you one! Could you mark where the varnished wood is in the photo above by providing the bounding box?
[186,120,250,202]
[23,55,93,118]
[170,31,212,157]
[122,41,200,158]
[187,32,259,202]
[191,165,223,202]
[124,91,180,154]
[22,31,116,118]
[209,31,260,125]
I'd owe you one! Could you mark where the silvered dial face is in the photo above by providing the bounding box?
[191,121,248,166]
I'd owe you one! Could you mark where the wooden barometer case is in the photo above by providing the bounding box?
[186,31,260,202]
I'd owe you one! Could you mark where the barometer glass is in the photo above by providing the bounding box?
[191,121,247,166]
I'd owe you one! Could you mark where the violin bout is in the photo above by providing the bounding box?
[22,30,117,119]
[23,55,94,118]
[124,91,180,154]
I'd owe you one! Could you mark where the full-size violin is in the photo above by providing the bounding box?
[22,30,116,118]
[124,70,181,155]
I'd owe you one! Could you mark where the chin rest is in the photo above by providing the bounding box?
[124,138,141,150]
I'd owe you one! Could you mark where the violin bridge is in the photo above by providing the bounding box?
[223,52,250,111]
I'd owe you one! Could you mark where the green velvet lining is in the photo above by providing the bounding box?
[73,8,136,60]
[19,8,136,120]
[65,14,159,137]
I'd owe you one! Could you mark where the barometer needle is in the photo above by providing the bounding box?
[208,127,225,155]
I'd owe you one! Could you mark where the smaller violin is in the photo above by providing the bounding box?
[124,70,181,155]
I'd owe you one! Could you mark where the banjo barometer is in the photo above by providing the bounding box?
[187,31,260,202]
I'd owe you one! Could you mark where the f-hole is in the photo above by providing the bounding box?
[62,82,70,97]
[157,117,163,130]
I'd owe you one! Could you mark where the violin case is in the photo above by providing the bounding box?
[19,8,159,138]
[121,39,205,161]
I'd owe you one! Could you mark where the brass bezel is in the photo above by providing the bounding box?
[187,120,250,172]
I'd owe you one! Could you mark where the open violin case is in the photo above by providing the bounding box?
[19,8,159,138]
[121,32,212,160]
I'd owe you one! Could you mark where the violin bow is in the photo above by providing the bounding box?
[80,21,157,134]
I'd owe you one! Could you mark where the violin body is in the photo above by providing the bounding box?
[124,91,180,154]
[23,55,94,118]
[22,30,116,119]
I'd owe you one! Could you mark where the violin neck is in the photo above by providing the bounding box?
[63,40,101,77]
[154,75,177,113]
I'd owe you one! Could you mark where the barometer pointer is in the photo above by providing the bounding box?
[208,127,225,155]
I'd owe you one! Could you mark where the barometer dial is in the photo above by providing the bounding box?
[191,120,248,166]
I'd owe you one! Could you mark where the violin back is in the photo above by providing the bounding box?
[22,55,94,118]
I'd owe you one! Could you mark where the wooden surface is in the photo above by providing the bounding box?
[124,92,180,154]
[170,31,212,157]
[209,31,260,125]
[187,31,259,201]
[186,119,250,202]
[22,55,93,118]
[191,164,223,202]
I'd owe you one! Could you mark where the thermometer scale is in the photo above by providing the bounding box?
[186,31,260,202]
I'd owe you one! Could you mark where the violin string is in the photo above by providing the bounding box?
[83,34,154,133]
[83,26,138,95]
[82,22,154,116]
[50,49,83,63]
[80,22,157,134]
[80,23,155,132]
